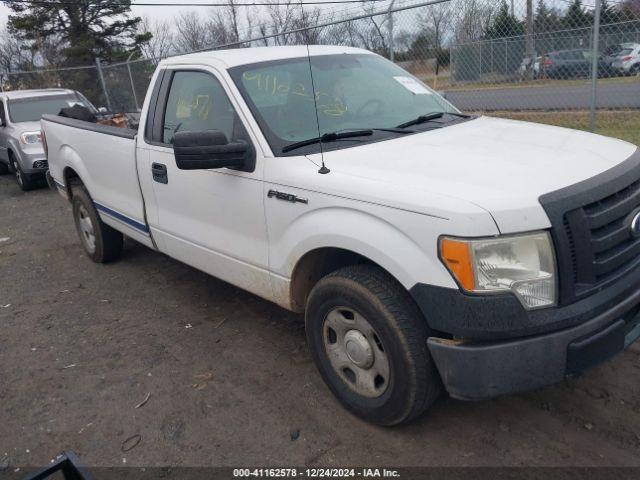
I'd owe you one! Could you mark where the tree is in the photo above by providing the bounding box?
[174,11,213,53]
[599,0,621,24]
[619,0,640,18]
[139,17,174,62]
[485,1,524,39]
[453,0,496,43]
[0,28,37,74]
[418,4,452,73]
[534,0,562,33]
[3,0,150,66]
[563,0,592,29]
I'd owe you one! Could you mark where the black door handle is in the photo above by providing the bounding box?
[152,162,168,184]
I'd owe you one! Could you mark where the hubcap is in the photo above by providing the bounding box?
[322,307,390,398]
[77,205,96,254]
[344,330,374,368]
[15,167,22,186]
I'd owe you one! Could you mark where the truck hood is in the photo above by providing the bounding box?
[316,116,638,233]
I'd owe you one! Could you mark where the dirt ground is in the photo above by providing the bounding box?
[1,175,640,471]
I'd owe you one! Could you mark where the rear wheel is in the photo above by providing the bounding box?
[305,265,441,426]
[72,187,123,263]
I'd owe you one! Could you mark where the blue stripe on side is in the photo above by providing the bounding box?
[94,202,150,235]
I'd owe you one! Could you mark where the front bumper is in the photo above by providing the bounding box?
[426,286,640,400]
[16,149,48,174]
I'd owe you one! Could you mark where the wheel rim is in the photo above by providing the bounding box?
[322,307,390,398]
[77,205,96,254]
[14,165,22,186]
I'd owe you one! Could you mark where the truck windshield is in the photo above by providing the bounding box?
[8,95,93,123]
[229,54,459,155]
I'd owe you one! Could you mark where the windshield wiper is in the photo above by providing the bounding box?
[282,129,373,153]
[396,111,471,129]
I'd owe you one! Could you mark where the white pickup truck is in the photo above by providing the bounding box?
[43,45,640,425]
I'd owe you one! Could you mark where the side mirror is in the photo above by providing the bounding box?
[98,107,108,114]
[173,130,252,171]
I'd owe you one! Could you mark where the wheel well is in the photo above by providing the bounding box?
[290,247,388,312]
[63,167,83,199]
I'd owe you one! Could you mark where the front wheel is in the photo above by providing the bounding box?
[306,265,441,426]
[72,187,123,263]
[11,157,36,191]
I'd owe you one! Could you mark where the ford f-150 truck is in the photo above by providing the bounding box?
[42,45,640,426]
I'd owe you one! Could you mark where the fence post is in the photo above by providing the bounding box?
[95,57,113,113]
[589,0,602,132]
[525,0,535,80]
[387,0,396,62]
[126,52,140,112]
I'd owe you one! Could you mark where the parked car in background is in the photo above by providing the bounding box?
[43,46,640,425]
[541,49,592,78]
[0,88,97,190]
[600,43,626,76]
[610,43,640,76]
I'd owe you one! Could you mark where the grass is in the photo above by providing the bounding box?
[489,110,640,146]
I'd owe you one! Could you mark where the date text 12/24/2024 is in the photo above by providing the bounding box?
[233,468,401,478]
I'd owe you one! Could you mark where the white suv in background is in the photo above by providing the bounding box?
[611,43,640,76]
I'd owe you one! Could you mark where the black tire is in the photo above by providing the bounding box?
[72,187,123,263]
[306,265,441,426]
[10,155,36,191]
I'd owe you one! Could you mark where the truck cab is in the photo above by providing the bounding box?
[42,46,640,425]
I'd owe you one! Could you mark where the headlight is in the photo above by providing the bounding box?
[20,131,42,144]
[439,232,557,310]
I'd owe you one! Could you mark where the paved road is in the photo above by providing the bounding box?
[446,81,640,111]
[1,176,640,471]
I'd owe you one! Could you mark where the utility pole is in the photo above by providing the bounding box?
[511,0,515,16]
[525,0,534,80]
[589,0,602,132]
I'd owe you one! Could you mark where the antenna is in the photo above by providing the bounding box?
[301,0,330,175]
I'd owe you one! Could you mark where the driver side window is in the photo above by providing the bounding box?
[162,71,247,145]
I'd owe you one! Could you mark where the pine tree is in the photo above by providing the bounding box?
[563,0,592,29]
[485,1,524,39]
[600,0,621,24]
[3,0,151,66]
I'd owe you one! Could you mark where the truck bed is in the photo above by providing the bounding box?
[41,114,152,246]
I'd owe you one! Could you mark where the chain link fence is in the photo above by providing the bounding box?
[1,0,639,129]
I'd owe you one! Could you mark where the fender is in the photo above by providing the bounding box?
[268,205,465,311]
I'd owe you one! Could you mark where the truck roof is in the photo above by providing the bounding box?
[0,88,76,100]
[162,45,374,68]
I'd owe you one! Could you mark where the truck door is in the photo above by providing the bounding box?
[139,67,272,302]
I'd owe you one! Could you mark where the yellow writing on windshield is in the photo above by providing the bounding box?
[243,71,347,116]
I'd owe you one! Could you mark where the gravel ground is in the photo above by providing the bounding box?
[1,174,640,471]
